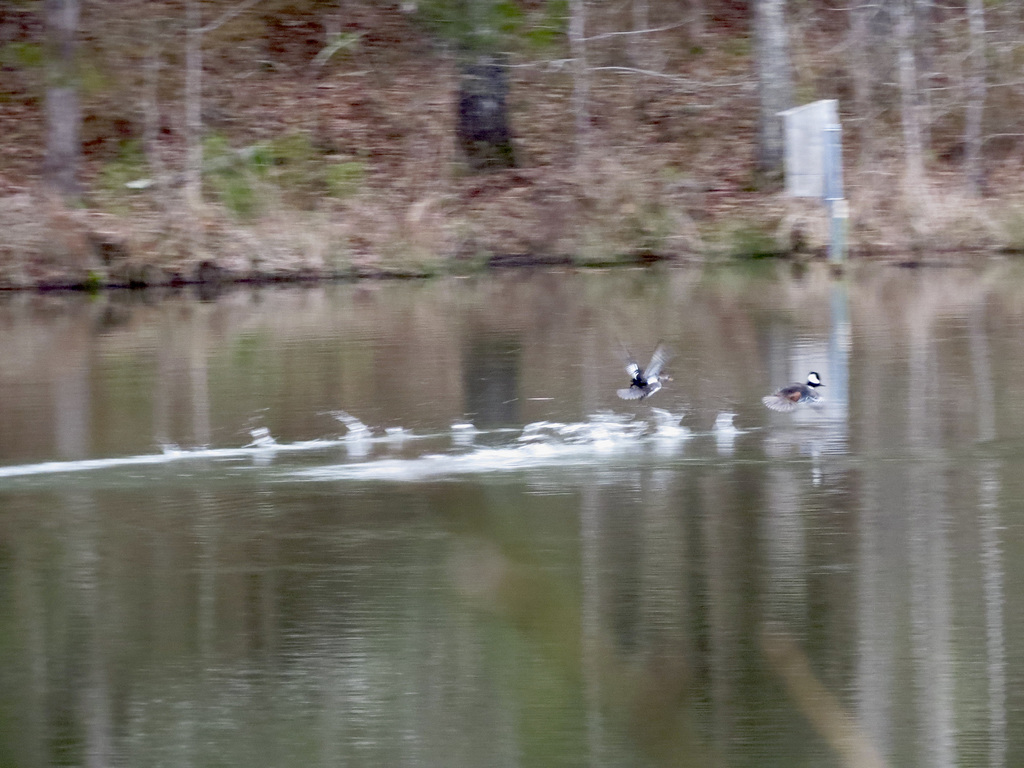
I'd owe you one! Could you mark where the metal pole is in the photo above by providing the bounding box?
[824,123,847,263]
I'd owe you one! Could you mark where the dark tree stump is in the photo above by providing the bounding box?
[456,56,515,171]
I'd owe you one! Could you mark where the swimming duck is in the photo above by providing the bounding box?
[617,343,671,400]
[761,371,823,412]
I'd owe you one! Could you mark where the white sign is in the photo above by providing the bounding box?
[779,99,839,198]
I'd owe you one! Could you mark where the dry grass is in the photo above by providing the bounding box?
[2,1,1022,287]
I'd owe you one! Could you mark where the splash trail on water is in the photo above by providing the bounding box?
[0,409,738,483]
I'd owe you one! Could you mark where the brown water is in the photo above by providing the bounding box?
[0,262,1020,767]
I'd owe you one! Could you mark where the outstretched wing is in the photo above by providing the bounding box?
[644,343,672,379]
[620,345,640,377]
[762,394,797,412]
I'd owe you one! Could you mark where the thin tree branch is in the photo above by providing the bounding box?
[199,0,263,35]
[982,133,1024,145]
[504,59,753,91]
[589,65,754,89]
[582,20,688,43]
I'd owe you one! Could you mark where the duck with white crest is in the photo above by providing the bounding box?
[618,343,672,401]
[761,372,823,413]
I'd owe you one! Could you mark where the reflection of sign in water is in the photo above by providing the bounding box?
[463,335,520,427]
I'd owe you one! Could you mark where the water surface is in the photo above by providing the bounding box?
[0,263,1021,767]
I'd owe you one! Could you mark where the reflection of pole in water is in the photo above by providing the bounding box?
[54,310,92,460]
[583,325,598,417]
[637,468,691,667]
[580,481,606,765]
[763,270,850,467]
[979,464,1006,768]
[968,306,996,443]
[700,470,739,757]
[66,493,114,768]
[824,278,850,448]
[153,305,176,447]
[968,303,1006,767]
[463,334,521,427]
[856,326,897,761]
[50,309,109,765]
[194,485,219,768]
[13,529,48,765]
[762,468,806,630]
[255,492,279,663]
[190,306,212,447]
[906,317,955,768]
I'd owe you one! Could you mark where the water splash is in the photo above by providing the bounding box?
[300,410,692,482]
[0,409,700,483]
[246,427,279,449]
[331,411,373,441]
[451,422,478,447]
[713,411,739,433]
[0,433,343,480]
[651,408,691,440]
[713,412,739,456]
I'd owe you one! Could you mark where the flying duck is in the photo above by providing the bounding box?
[617,343,671,401]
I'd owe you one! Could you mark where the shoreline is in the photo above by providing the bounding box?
[1,244,1002,294]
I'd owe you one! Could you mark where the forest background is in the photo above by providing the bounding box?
[0,0,1019,287]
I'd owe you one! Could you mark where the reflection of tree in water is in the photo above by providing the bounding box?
[463,334,520,427]
[1,264,1021,768]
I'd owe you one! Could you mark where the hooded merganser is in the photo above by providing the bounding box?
[617,343,671,400]
[761,371,823,412]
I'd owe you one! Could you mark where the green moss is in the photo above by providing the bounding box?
[623,201,674,256]
[78,59,112,96]
[414,0,565,53]
[705,220,787,260]
[325,161,365,198]
[264,132,317,193]
[268,132,316,165]
[211,172,259,219]
[0,41,44,69]
[203,134,264,217]
[201,130,367,216]
[726,223,785,259]
[83,270,104,292]
[97,140,149,211]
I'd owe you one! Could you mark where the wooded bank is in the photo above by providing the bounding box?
[1,0,1022,288]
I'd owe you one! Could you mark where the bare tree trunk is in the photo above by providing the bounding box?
[43,0,81,201]
[964,0,987,196]
[914,0,934,152]
[184,0,203,211]
[689,0,705,40]
[629,0,650,107]
[143,22,172,223]
[895,0,925,193]
[629,0,649,70]
[754,0,793,178]
[848,1,873,172]
[569,0,589,167]
[183,0,263,212]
